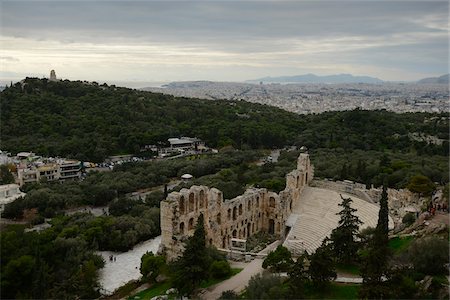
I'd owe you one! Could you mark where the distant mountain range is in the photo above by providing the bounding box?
[247,73,383,84]
[417,74,449,84]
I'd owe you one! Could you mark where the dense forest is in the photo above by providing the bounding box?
[1,78,448,162]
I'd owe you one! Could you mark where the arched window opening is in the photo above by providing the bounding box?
[179,222,185,234]
[239,204,243,215]
[179,196,185,214]
[188,218,194,230]
[199,190,205,208]
[233,207,237,220]
[189,193,195,212]
[227,208,231,220]
[217,213,221,225]
[269,197,276,208]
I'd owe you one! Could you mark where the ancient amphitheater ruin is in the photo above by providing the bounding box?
[160,152,314,260]
[160,151,394,260]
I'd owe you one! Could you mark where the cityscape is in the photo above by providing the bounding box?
[145,81,449,114]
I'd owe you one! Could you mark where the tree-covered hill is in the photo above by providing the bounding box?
[1,78,448,162]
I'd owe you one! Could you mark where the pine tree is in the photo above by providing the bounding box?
[309,239,337,288]
[330,195,362,265]
[288,254,309,297]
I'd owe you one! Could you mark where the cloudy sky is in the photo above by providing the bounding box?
[1,0,448,84]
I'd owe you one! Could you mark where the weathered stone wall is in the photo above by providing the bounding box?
[160,153,313,260]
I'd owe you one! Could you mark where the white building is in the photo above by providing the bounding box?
[0,184,25,212]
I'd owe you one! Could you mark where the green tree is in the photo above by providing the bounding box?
[0,165,14,184]
[140,252,166,282]
[408,236,449,275]
[287,254,309,298]
[218,290,239,300]
[377,185,389,237]
[359,184,391,299]
[309,239,336,287]
[329,195,362,264]
[210,260,231,279]
[407,174,435,196]
[173,213,209,296]
[262,245,294,272]
[245,273,285,300]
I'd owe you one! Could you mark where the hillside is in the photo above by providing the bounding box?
[1,78,448,163]
[417,74,449,84]
[247,73,383,84]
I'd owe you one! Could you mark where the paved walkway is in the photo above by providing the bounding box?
[200,240,280,300]
[98,236,161,295]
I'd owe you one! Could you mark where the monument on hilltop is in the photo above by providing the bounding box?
[49,70,57,81]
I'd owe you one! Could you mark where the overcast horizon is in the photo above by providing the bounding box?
[1,0,448,85]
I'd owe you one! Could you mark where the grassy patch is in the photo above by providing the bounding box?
[199,268,243,288]
[109,280,141,299]
[128,281,172,300]
[304,283,360,299]
[129,268,243,300]
[336,263,360,276]
[389,236,414,253]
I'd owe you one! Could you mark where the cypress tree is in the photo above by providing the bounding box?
[377,185,389,237]
[359,184,391,299]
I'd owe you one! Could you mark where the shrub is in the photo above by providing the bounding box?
[402,212,416,226]
[218,290,239,299]
[245,273,284,299]
[210,260,231,279]
[407,236,449,275]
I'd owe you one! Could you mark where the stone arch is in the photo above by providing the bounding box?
[305,173,308,184]
[179,196,185,214]
[232,230,237,238]
[217,213,221,225]
[222,236,226,248]
[268,219,275,234]
[239,204,243,215]
[188,218,194,230]
[233,207,237,220]
[209,238,213,245]
[243,228,246,238]
[256,196,260,207]
[199,190,205,208]
[179,222,185,234]
[189,193,195,212]
[269,197,276,208]
[247,223,251,238]
[247,200,251,210]
[238,229,242,238]
[228,208,231,220]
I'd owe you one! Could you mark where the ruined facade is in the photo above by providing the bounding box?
[160,153,314,260]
